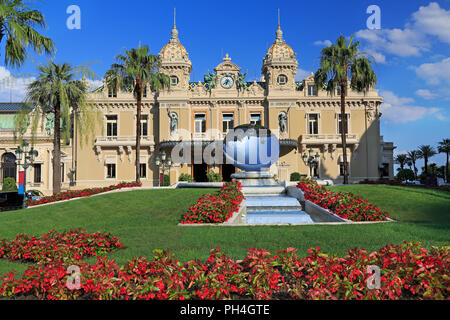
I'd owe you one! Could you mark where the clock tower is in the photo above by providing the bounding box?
[213,54,241,91]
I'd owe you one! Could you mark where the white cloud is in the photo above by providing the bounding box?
[356,2,450,60]
[413,57,450,86]
[380,90,446,123]
[313,40,332,47]
[0,67,35,102]
[415,89,438,100]
[411,2,450,44]
[295,68,312,82]
[86,79,103,91]
[365,49,386,64]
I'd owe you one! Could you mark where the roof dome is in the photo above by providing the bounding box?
[264,25,296,62]
[159,24,190,63]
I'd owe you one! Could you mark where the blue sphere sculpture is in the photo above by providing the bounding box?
[223,124,280,172]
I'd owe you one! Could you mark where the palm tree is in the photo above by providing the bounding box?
[17,61,99,195]
[417,145,437,176]
[438,138,450,182]
[105,45,170,184]
[314,35,377,184]
[407,150,420,178]
[0,0,55,68]
[395,154,407,171]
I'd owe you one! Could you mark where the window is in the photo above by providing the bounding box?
[108,86,117,98]
[308,114,319,135]
[139,163,147,179]
[194,114,206,133]
[106,164,116,179]
[222,113,234,133]
[33,164,42,183]
[250,114,262,126]
[308,85,317,96]
[1,153,17,181]
[338,114,349,134]
[106,115,118,137]
[170,76,179,87]
[277,74,288,85]
[143,85,147,98]
[140,115,148,137]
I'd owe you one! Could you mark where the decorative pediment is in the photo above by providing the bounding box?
[214,54,241,73]
[247,81,265,96]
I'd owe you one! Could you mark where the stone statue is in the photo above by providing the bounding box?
[45,113,55,135]
[168,111,178,133]
[236,70,248,92]
[203,70,217,92]
[278,112,288,133]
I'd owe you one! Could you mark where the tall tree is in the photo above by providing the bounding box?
[417,145,437,176]
[17,61,100,195]
[395,154,407,171]
[0,0,55,68]
[407,150,420,178]
[314,35,377,184]
[437,138,450,182]
[105,45,170,184]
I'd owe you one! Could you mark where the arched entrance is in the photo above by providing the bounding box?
[1,153,17,183]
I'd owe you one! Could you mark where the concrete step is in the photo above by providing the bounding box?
[246,210,314,224]
[242,186,286,196]
[245,195,301,208]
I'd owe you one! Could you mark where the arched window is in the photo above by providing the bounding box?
[1,153,17,182]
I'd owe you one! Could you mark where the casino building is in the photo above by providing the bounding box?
[0,20,395,195]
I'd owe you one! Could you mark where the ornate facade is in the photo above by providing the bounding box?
[0,21,395,195]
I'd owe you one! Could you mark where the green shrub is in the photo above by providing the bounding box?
[397,169,415,182]
[162,174,170,187]
[290,172,301,181]
[2,177,18,192]
[206,171,222,182]
[179,173,194,182]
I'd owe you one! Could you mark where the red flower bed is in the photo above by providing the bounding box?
[27,181,142,207]
[297,179,390,221]
[180,182,245,224]
[0,229,124,264]
[0,242,447,300]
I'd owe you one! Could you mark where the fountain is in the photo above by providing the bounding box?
[223,125,314,224]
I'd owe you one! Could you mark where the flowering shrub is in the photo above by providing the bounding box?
[27,181,142,207]
[297,179,390,221]
[0,229,124,264]
[180,181,244,224]
[0,242,447,300]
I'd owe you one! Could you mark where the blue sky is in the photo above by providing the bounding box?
[0,0,449,167]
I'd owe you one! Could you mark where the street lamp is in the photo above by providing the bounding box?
[15,140,37,208]
[155,151,172,187]
[303,148,320,178]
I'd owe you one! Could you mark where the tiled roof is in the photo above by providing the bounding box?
[0,103,32,112]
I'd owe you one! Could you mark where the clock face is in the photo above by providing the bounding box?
[221,75,234,89]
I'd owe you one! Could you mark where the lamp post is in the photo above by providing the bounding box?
[15,140,37,208]
[303,148,320,178]
[155,150,172,187]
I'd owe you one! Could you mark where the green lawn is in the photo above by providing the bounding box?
[0,185,449,276]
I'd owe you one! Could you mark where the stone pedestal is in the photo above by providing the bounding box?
[231,171,279,186]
